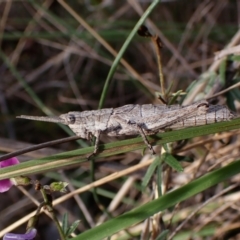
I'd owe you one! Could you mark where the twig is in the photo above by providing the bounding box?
[0,136,81,161]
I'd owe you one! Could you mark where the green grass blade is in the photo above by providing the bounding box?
[98,0,160,109]
[72,159,240,239]
[163,152,183,172]
[0,118,240,180]
[142,155,160,190]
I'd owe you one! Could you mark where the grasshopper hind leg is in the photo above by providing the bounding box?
[127,119,156,154]
[136,124,156,155]
[87,130,101,160]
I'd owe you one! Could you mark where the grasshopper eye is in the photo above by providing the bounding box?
[67,114,75,124]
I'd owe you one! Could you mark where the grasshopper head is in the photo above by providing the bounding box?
[60,113,88,139]
[59,113,77,125]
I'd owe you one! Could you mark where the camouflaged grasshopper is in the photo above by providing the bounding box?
[17,100,235,156]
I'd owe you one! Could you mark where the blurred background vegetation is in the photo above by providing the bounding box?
[1,0,240,239]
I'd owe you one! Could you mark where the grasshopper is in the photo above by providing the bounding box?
[17,100,235,156]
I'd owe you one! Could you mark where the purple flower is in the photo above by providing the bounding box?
[3,228,37,240]
[0,157,19,192]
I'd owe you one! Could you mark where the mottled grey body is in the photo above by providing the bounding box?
[17,100,235,156]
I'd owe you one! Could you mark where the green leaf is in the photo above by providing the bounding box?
[49,182,69,193]
[62,213,69,235]
[66,220,81,237]
[163,153,183,172]
[142,156,161,190]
